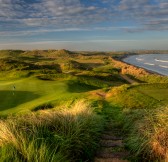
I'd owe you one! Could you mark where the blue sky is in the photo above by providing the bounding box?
[0,0,168,51]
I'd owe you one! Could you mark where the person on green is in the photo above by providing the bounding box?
[13,85,16,95]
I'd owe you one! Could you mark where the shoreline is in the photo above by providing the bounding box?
[120,54,166,76]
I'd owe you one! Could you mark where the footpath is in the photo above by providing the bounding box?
[94,120,129,162]
[93,94,130,162]
[93,73,137,162]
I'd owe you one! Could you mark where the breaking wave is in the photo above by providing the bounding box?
[136,58,143,61]
[155,59,168,63]
[144,63,155,66]
[159,65,168,68]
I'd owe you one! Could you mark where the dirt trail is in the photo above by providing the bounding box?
[93,77,131,162]
[94,91,130,162]
[94,123,129,162]
[119,74,137,84]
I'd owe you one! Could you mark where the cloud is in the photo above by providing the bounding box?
[0,0,110,27]
[0,26,135,37]
[117,0,168,31]
[0,0,167,34]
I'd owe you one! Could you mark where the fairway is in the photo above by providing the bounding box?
[135,84,168,105]
[0,77,97,115]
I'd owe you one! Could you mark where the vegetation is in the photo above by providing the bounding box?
[0,101,103,162]
[0,49,167,161]
[0,77,99,115]
[106,83,168,161]
[125,106,168,161]
[107,84,159,109]
[111,57,168,83]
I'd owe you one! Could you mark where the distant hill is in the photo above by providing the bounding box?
[0,50,24,58]
[21,49,76,58]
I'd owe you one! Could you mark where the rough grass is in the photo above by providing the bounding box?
[0,100,104,162]
[124,106,168,161]
[107,84,159,109]
[93,64,120,74]
[106,83,168,161]
[1,50,168,161]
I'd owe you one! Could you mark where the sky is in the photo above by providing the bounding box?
[0,0,168,51]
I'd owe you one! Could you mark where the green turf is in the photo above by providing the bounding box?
[0,77,97,115]
[135,83,168,105]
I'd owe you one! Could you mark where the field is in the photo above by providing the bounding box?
[0,50,167,161]
[0,77,98,115]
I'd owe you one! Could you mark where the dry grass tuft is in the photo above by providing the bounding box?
[126,106,168,161]
[0,100,103,162]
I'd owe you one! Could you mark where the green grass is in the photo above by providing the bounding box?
[105,83,168,161]
[0,50,24,58]
[93,64,120,74]
[0,50,168,161]
[123,105,168,161]
[134,83,168,104]
[0,101,104,162]
[0,77,98,115]
[107,84,160,109]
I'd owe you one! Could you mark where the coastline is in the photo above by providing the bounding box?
[121,54,167,76]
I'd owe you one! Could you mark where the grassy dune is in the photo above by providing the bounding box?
[0,50,168,161]
[106,83,168,161]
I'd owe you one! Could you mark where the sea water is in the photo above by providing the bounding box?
[123,54,168,76]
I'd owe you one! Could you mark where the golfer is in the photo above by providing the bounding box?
[13,85,16,95]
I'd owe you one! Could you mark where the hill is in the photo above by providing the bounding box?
[0,49,167,161]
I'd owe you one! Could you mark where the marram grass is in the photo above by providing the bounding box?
[0,100,103,162]
[125,106,168,161]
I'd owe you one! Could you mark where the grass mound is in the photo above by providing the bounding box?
[0,100,103,162]
[107,84,159,109]
[106,83,168,161]
[0,50,24,58]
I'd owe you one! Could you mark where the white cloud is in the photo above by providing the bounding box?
[117,0,168,31]
[0,26,135,37]
[0,0,167,34]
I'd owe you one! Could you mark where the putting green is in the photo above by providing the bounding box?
[0,77,97,115]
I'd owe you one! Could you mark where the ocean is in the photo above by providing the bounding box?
[123,54,168,76]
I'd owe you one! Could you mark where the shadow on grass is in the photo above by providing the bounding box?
[67,80,99,93]
[0,91,40,111]
[32,103,54,111]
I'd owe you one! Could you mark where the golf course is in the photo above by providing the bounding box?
[0,77,98,115]
[0,50,167,162]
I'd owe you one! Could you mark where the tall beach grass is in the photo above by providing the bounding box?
[125,106,168,161]
[0,100,103,162]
